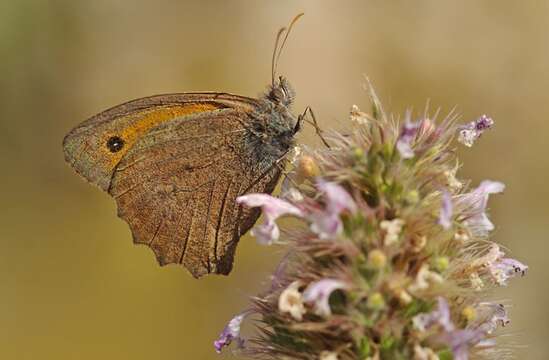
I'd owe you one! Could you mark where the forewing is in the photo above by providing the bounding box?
[63,93,257,191]
[109,109,282,278]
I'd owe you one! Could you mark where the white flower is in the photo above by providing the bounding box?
[469,272,484,291]
[413,344,440,360]
[470,243,504,269]
[320,351,339,360]
[408,264,444,293]
[454,230,470,242]
[444,164,463,191]
[396,289,413,305]
[380,218,405,245]
[278,281,306,321]
[350,104,369,125]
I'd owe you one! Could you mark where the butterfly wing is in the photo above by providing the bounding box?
[64,94,282,278]
[63,93,258,191]
[109,109,282,277]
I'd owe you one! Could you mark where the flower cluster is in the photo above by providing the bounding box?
[214,86,526,359]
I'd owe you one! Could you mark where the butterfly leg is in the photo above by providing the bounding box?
[297,106,331,148]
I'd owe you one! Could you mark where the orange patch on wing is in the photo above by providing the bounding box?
[104,103,220,167]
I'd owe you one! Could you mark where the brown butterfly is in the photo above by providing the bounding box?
[62,14,320,278]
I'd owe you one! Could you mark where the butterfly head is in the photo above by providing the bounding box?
[266,13,303,109]
[266,76,295,107]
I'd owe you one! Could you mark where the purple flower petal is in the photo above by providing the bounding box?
[251,220,279,245]
[438,190,453,229]
[214,313,247,354]
[237,194,303,244]
[475,114,495,131]
[438,328,484,360]
[303,279,348,317]
[413,297,454,332]
[470,244,527,286]
[439,303,511,360]
[476,303,509,333]
[396,118,420,159]
[237,194,303,219]
[489,257,528,286]
[310,212,343,239]
[316,180,357,215]
[458,115,494,147]
[474,181,505,207]
[500,258,528,276]
[310,180,357,239]
[460,180,505,237]
[396,140,414,159]
[415,298,512,360]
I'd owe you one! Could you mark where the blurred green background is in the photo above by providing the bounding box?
[0,1,545,359]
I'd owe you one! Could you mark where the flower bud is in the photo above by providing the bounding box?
[367,292,385,310]
[297,155,320,180]
[368,249,387,269]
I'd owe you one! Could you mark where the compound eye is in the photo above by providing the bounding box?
[106,136,124,153]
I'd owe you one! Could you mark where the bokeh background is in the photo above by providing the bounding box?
[0,1,546,359]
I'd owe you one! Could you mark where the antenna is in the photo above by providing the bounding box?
[271,13,304,86]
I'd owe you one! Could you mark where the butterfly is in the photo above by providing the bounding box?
[62,14,320,278]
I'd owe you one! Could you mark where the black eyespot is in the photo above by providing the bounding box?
[106,136,124,153]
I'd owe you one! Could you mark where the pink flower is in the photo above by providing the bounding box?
[317,179,358,214]
[310,180,357,239]
[236,194,303,245]
[460,180,505,237]
[303,279,349,317]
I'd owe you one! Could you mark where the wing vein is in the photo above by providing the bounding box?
[241,163,279,195]
[179,197,196,264]
[113,160,221,200]
[214,177,234,265]
[72,140,90,168]
[149,217,165,246]
[204,179,217,273]
[119,129,246,167]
